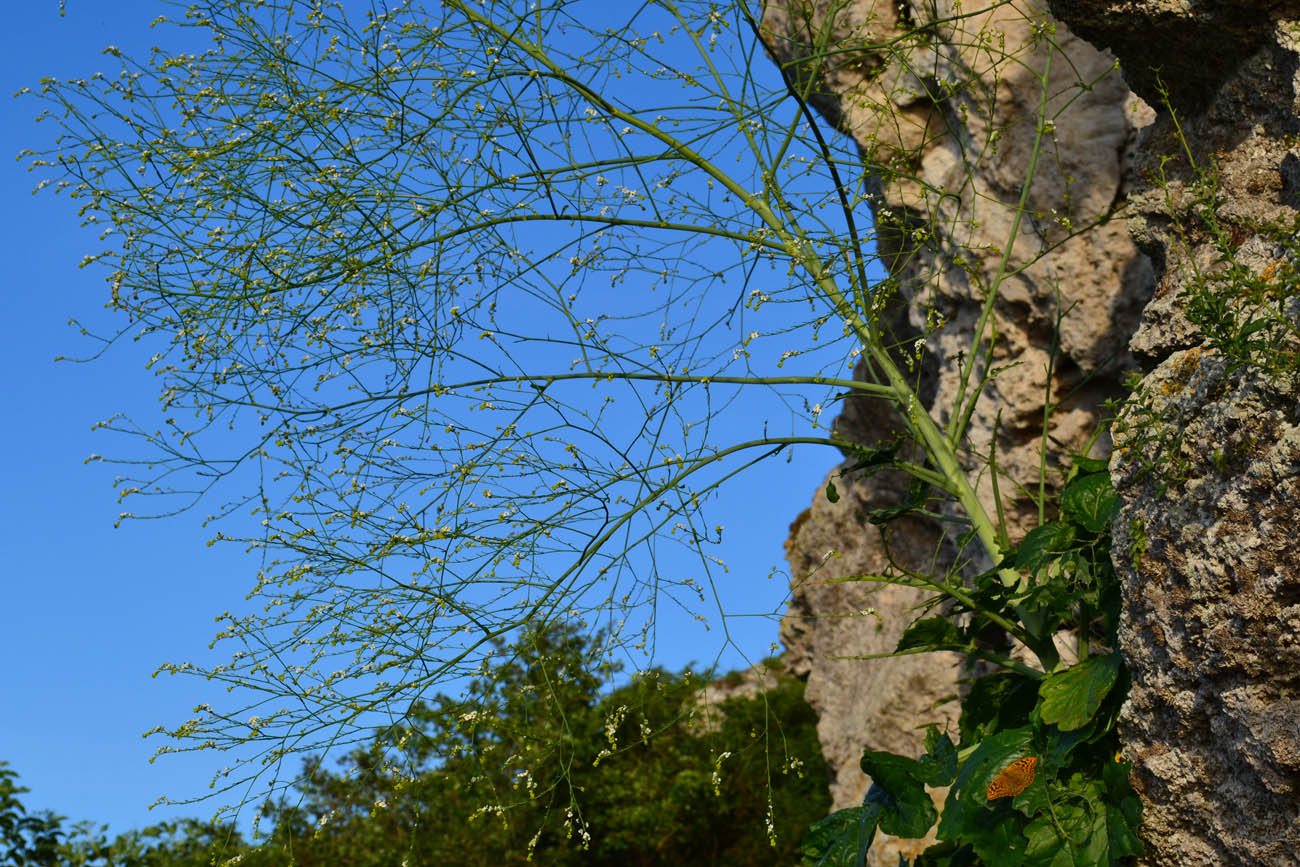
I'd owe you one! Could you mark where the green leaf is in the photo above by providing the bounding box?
[1240,316,1274,337]
[1038,654,1121,732]
[859,751,938,838]
[958,673,1039,748]
[962,812,1029,867]
[826,479,840,503]
[913,840,979,866]
[800,805,880,867]
[917,727,959,787]
[1015,523,1076,575]
[1103,760,1144,859]
[1068,455,1108,475]
[1022,779,1108,867]
[1035,719,1100,774]
[966,566,1016,619]
[937,727,1034,841]
[1066,553,1100,607]
[1061,473,1118,534]
[896,617,965,653]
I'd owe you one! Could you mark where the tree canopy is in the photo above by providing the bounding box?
[7,632,829,865]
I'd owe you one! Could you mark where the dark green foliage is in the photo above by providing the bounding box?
[1060,474,1119,535]
[800,806,878,867]
[239,624,830,865]
[957,674,1039,748]
[1038,654,1121,732]
[1175,172,1300,383]
[2,766,263,867]
[7,625,829,866]
[801,730,958,866]
[1,763,65,866]
[59,819,248,867]
[802,464,1143,867]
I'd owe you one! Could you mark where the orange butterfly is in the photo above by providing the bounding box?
[986,756,1037,800]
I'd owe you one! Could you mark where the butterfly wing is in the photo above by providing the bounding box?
[986,756,1037,800]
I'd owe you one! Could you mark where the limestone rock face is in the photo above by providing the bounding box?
[768,0,1300,861]
[762,4,1150,538]
[781,385,963,864]
[761,1,1150,854]
[1045,1,1300,861]
[1111,354,1300,865]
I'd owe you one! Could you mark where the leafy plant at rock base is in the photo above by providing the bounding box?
[804,72,1300,867]
[801,458,1142,866]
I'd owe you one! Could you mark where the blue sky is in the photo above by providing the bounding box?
[2,1,267,835]
[2,0,846,838]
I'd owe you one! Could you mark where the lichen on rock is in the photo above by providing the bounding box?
[1047,2,1300,860]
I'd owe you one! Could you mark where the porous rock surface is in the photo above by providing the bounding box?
[1046,0,1300,861]
[759,2,1150,859]
[1110,352,1300,865]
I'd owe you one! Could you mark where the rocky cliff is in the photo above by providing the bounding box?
[765,0,1300,863]
[1049,2,1300,863]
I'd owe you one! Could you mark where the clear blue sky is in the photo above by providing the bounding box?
[1,1,269,836]
[2,0,841,838]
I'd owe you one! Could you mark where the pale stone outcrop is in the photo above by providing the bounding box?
[767,0,1300,861]
[760,4,1151,862]
[780,397,963,863]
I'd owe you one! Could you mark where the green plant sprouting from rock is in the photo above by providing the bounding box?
[1114,82,1300,499]
[802,456,1142,865]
